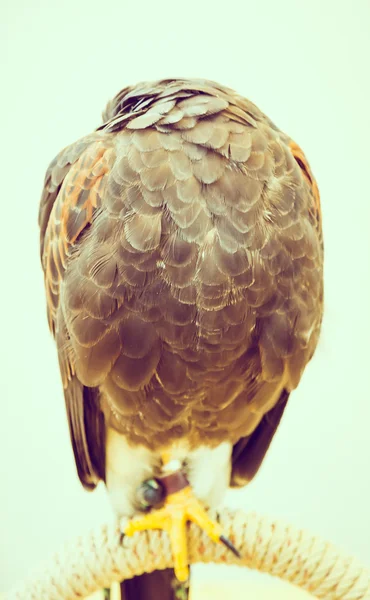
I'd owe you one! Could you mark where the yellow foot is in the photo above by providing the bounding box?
[123,484,239,582]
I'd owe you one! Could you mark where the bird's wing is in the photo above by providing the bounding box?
[230,140,322,486]
[231,389,290,486]
[39,134,114,488]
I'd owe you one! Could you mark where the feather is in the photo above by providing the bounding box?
[231,390,289,486]
[39,77,323,491]
[64,378,105,490]
[124,212,162,251]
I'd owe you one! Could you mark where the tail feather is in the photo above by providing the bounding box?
[120,569,189,600]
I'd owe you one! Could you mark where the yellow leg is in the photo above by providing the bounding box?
[123,453,239,582]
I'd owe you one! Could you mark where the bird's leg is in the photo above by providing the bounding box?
[122,451,240,582]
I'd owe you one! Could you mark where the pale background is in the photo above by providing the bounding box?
[1,0,369,596]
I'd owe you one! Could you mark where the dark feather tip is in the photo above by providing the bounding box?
[219,535,241,558]
[119,532,126,545]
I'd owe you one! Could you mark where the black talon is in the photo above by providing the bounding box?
[219,534,241,558]
[119,532,126,545]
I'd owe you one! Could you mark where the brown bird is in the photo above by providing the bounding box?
[39,79,323,599]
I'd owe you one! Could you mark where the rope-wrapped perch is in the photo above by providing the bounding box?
[5,508,370,600]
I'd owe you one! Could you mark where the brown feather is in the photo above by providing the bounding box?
[39,77,323,493]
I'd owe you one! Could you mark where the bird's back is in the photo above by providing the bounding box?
[39,78,323,463]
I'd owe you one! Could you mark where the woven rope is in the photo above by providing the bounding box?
[5,509,370,600]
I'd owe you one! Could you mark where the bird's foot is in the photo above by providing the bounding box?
[122,471,239,582]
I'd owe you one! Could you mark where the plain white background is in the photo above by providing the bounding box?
[1,0,369,594]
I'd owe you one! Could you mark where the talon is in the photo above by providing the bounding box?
[219,534,241,558]
[123,458,240,582]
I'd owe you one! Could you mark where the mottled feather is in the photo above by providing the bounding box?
[39,78,323,490]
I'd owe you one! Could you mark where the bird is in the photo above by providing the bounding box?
[38,78,323,599]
